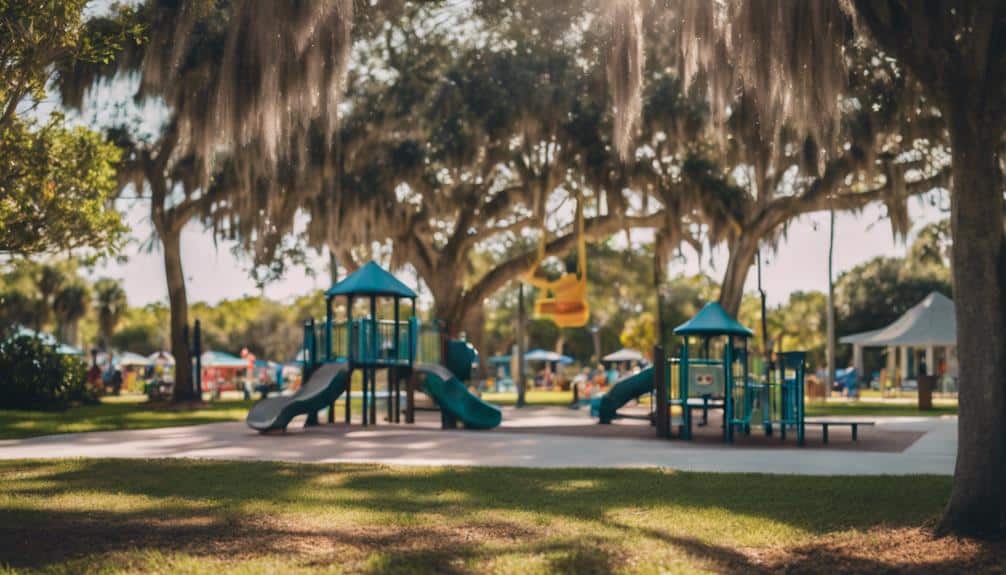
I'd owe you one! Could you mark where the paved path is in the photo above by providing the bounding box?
[0,409,957,475]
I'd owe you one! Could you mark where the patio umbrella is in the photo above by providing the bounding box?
[116,352,152,367]
[602,348,645,362]
[147,351,175,365]
[524,349,574,364]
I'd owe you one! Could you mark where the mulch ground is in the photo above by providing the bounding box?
[488,406,924,452]
[748,527,1005,574]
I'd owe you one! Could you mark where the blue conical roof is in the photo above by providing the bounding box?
[673,302,753,337]
[326,261,417,298]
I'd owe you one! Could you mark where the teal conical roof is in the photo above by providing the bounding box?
[673,302,753,337]
[326,261,417,298]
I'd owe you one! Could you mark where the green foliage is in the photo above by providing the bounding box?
[0,116,125,256]
[909,220,951,268]
[0,259,93,346]
[109,303,168,355]
[0,0,141,257]
[0,334,91,410]
[190,297,303,361]
[740,291,827,369]
[620,312,656,358]
[1,0,141,121]
[660,273,721,349]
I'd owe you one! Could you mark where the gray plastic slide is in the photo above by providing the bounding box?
[246,362,349,432]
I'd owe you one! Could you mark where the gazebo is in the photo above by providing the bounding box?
[840,292,957,391]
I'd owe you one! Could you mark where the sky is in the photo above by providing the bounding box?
[87,194,946,310]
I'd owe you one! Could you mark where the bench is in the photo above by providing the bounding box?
[804,420,875,443]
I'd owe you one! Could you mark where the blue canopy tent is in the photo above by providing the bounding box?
[7,326,83,356]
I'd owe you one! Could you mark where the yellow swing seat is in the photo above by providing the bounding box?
[524,272,590,328]
[522,193,590,329]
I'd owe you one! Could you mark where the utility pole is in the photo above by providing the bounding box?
[756,249,769,379]
[826,204,837,395]
[516,282,527,407]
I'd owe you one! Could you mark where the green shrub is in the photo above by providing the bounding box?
[0,335,93,410]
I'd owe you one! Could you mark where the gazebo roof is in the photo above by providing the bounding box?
[326,261,418,299]
[840,292,955,347]
[673,302,754,337]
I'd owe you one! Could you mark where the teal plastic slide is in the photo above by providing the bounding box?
[592,367,654,423]
[414,363,502,429]
[246,362,349,432]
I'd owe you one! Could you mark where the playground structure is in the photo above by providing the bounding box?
[595,303,807,444]
[246,262,501,432]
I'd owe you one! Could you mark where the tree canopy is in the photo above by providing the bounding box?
[0,0,137,257]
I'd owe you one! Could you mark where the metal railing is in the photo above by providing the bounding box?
[303,317,442,367]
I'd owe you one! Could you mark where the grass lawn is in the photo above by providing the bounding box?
[0,397,254,440]
[0,460,999,574]
[806,401,958,418]
[482,390,574,406]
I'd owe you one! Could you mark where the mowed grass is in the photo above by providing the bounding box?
[0,389,957,442]
[806,401,958,418]
[2,459,998,574]
[482,390,574,406]
[0,398,254,440]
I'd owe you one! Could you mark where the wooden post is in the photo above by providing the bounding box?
[654,345,668,438]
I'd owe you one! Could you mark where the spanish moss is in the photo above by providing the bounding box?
[607,0,644,161]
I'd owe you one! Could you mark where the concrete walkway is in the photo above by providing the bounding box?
[0,409,957,475]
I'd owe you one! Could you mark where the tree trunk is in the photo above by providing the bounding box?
[461,301,488,380]
[938,97,1006,536]
[162,227,197,402]
[718,237,759,317]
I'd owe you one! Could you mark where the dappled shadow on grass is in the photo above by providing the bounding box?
[0,505,621,573]
[0,459,978,572]
[1,459,952,534]
[625,525,1004,574]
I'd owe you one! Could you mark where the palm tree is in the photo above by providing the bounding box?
[53,283,90,347]
[94,278,127,351]
[32,264,65,333]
